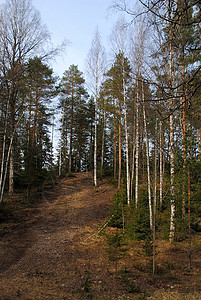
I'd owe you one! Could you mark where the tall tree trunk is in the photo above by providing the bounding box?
[159,121,163,207]
[122,57,130,205]
[141,38,153,229]
[153,121,157,277]
[69,86,74,173]
[0,99,9,200]
[135,74,139,207]
[1,111,25,202]
[118,89,122,189]
[101,104,106,177]
[59,99,66,176]
[169,2,176,242]
[142,79,153,231]
[198,126,201,161]
[9,92,16,195]
[113,96,117,179]
[94,90,97,186]
[32,88,39,144]
[131,122,136,201]
[182,43,187,216]
[169,47,175,243]
[135,25,140,207]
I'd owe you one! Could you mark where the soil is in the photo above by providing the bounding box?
[0,172,200,300]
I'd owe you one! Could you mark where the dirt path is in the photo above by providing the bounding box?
[0,173,117,300]
[1,173,201,300]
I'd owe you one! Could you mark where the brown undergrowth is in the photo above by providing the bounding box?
[0,172,200,299]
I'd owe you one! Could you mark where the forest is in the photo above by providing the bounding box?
[0,0,201,299]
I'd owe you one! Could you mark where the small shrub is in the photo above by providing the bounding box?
[67,172,76,178]
[104,229,128,274]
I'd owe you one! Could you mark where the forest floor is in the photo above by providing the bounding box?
[0,172,201,300]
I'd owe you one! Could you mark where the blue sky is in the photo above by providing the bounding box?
[32,0,121,77]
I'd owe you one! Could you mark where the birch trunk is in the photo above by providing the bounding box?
[169,45,175,243]
[131,123,136,200]
[122,59,130,205]
[142,80,153,230]
[141,42,153,230]
[153,121,157,277]
[94,86,97,187]
[86,30,105,187]
[9,95,15,195]
[118,90,122,189]
[101,103,106,177]
[0,99,9,199]
[135,26,140,207]
[32,88,39,144]
[69,86,74,173]
[59,99,67,176]
[1,111,25,202]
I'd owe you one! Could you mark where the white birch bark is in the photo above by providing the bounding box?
[122,58,130,205]
[94,87,97,187]
[118,21,130,205]
[86,29,106,187]
[141,37,153,231]
[135,86,139,207]
[153,121,157,276]
[9,148,14,194]
[0,99,9,198]
[59,98,67,177]
[131,123,136,200]
[142,81,153,230]
[135,26,140,207]
[0,110,26,202]
[169,22,176,243]
[101,104,106,177]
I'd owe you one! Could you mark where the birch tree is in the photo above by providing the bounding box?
[86,29,106,187]
[0,0,50,195]
[110,18,131,203]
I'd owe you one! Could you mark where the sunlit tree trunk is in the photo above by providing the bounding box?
[182,41,187,216]
[118,89,122,189]
[32,88,39,144]
[0,99,9,200]
[59,99,66,176]
[86,29,105,187]
[153,121,157,277]
[142,79,152,230]
[122,57,130,205]
[131,122,136,201]
[141,35,152,230]
[69,85,74,173]
[101,103,106,177]
[135,26,140,207]
[169,39,175,243]
[9,90,16,195]
[113,96,117,179]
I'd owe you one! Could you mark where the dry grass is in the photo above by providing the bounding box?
[0,173,200,299]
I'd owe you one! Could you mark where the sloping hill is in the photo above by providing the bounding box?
[0,172,200,299]
[0,173,117,299]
